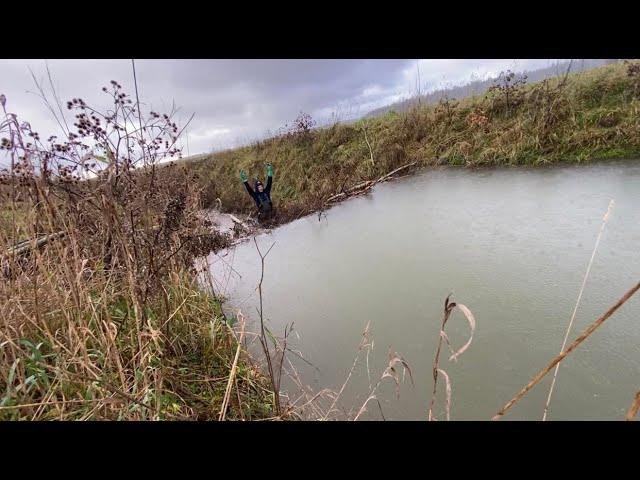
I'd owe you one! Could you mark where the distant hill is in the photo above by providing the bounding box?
[364,59,622,118]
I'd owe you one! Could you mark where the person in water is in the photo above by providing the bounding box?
[240,163,274,221]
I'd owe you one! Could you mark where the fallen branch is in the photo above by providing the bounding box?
[377,161,418,183]
[4,231,66,258]
[228,214,251,231]
[324,161,418,205]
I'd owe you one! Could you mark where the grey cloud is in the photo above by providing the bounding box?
[1,59,562,157]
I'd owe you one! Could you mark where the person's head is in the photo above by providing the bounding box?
[255,180,264,192]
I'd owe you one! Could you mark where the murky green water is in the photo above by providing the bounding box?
[208,160,640,420]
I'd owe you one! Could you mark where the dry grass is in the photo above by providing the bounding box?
[428,294,476,421]
[0,80,276,420]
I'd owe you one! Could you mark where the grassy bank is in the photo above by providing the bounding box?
[0,85,277,420]
[0,195,276,421]
[1,263,274,420]
[187,61,640,223]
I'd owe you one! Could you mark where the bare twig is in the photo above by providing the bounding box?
[253,237,280,415]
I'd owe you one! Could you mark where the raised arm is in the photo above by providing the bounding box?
[240,170,256,200]
[244,181,256,198]
[265,163,273,194]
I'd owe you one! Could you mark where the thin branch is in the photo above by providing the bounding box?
[493,280,640,420]
[253,237,280,415]
[625,391,640,421]
[362,125,375,166]
[542,199,614,420]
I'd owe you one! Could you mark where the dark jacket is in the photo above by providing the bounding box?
[244,174,273,212]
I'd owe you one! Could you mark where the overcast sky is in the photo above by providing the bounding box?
[0,59,562,156]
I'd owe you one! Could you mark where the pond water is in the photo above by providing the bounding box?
[208,160,640,420]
